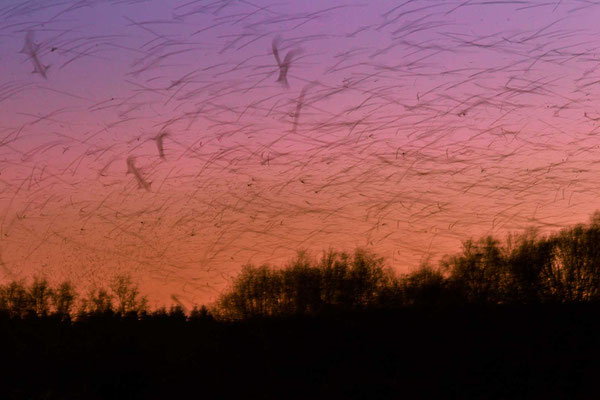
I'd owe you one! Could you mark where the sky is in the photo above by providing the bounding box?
[1,0,600,307]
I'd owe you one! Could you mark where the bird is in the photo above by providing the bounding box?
[153,132,169,160]
[21,31,49,79]
[272,37,301,88]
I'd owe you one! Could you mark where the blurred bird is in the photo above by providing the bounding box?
[20,31,49,79]
[126,156,152,191]
[153,132,169,160]
[272,36,301,88]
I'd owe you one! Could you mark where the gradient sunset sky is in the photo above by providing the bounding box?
[2,0,600,306]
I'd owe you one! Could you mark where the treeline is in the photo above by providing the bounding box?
[215,213,600,318]
[0,274,210,320]
[4,217,600,399]
[0,274,147,319]
[5,213,600,320]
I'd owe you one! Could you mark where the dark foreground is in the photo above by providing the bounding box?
[1,305,598,400]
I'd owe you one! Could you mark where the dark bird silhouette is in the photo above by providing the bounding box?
[126,156,151,191]
[272,37,301,88]
[20,31,49,79]
[154,132,169,160]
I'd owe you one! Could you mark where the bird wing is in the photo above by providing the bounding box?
[272,38,282,66]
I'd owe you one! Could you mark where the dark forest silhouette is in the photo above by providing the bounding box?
[7,212,600,319]
[4,215,600,399]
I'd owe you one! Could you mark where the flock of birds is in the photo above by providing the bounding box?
[1,0,600,306]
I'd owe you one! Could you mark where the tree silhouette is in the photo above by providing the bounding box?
[542,223,600,302]
[79,287,114,315]
[441,236,507,304]
[504,229,554,303]
[400,263,448,307]
[28,276,53,316]
[110,274,148,316]
[0,280,29,317]
[216,248,396,319]
[52,281,77,318]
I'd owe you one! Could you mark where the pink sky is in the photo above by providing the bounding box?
[1,0,600,306]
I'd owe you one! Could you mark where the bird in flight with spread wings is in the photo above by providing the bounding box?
[272,36,301,88]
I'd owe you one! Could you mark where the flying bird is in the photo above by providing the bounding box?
[153,132,169,160]
[20,31,49,79]
[126,156,152,191]
[272,37,301,88]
